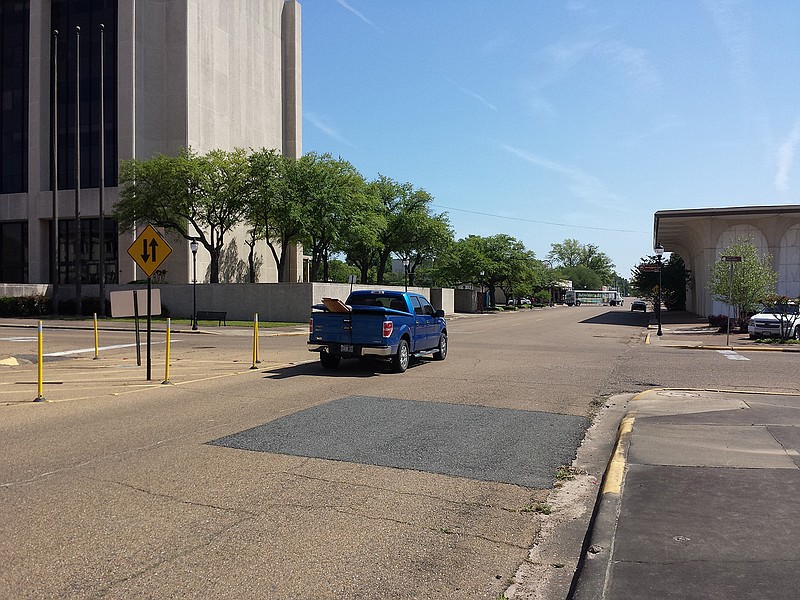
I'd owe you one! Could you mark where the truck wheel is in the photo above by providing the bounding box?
[794,327,800,340]
[433,333,447,360]
[393,339,409,373]
[320,351,340,369]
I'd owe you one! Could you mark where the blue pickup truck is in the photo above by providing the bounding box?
[308,290,448,372]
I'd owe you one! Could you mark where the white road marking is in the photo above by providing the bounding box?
[717,350,749,361]
[1,337,37,342]
[44,340,177,357]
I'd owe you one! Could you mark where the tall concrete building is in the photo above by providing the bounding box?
[0,0,302,290]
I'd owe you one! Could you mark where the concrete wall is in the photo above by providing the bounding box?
[1,283,459,323]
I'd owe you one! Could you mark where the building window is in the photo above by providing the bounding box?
[53,217,117,284]
[0,221,28,282]
[52,0,117,190]
[0,1,29,194]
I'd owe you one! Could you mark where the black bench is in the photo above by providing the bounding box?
[195,310,227,326]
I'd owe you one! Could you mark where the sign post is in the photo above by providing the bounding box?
[721,256,742,346]
[127,225,172,380]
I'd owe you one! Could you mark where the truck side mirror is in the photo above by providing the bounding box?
[435,309,445,318]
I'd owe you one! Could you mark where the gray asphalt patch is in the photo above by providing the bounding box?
[210,396,589,488]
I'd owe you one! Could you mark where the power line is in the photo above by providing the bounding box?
[431,204,645,234]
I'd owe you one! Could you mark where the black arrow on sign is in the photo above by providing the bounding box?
[141,238,159,263]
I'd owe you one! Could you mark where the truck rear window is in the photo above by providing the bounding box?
[347,294,408,312]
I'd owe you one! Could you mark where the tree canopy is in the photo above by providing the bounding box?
[115,147,250,283]
[114,147,622,294]
[708,238,777,327]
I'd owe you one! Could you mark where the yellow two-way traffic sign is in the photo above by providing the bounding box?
[127,224,173,278]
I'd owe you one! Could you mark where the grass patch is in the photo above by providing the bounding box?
[556,465,586,482]
[521,502,552,515]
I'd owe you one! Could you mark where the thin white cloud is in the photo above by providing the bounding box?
[334,0,382,33]
[448,80,497,112]
[775,120,800,192]
[305,112,355,147]
[703,0,754,91]
[544,36,661,94]
[601,40,662,92]
[500,143,624,208]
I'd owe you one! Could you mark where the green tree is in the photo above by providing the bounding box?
[394,209,453,286]
[560,265,603,291]
[548,238,615,285]
[708,239,778,329]
[338,196,386,284]
[115,147,250,283]
[434,234,535,307]
[630,254,690,310]
[300,153,366,282]
[326,258,360,283]
[547,239,583,267]
[247,149,305,282]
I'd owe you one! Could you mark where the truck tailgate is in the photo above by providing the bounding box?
[311,312,387,346]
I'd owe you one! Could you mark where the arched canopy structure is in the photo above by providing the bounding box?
[654,205,800,316]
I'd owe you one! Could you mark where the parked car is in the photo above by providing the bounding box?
[748,305,800,339]
[631,300,647,312]
[507,298,531,306]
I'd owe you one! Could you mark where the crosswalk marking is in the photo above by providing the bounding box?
[717,350,749,361]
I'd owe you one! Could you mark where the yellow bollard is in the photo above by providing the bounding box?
[34,321,47,402]
[93,312,99,359]
[162,318,172,385]
[251,312,260,369]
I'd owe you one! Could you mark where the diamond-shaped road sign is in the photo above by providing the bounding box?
[127,224,173,278]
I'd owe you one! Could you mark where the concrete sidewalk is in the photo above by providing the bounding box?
[571,388,800,599]
[644,309,800,352]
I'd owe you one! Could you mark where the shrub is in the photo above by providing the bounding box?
[0,295,52,317]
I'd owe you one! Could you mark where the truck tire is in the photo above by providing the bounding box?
[392,339,410,373]
[433,333,447,360]
[320,351,340,369]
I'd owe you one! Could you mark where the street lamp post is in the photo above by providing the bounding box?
[402,258,409,292]
[655,244,664,336]
[479,270,485,313]
[543,260,554,306]
[190,239,198,330]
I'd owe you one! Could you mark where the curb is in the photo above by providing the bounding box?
[568,411,636,600]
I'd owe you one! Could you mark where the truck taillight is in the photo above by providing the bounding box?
[382,320,393,337]
[309,318,313,334]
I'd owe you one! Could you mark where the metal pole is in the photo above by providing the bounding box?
[726,262,734,346]
[51,29,59,315]
[657,255,663,336]
[133,292,141,367]
[191,243,198,330]
[74,26,82,316]
[146,278,152,381]
[98,24,106,317]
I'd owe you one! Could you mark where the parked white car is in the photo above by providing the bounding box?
[748,305,800,339]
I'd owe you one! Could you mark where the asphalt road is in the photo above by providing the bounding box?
[2,306,796,599]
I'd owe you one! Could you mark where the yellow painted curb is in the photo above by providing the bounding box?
[601,413,636,495]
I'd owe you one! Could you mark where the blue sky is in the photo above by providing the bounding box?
[300,0,800,277]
